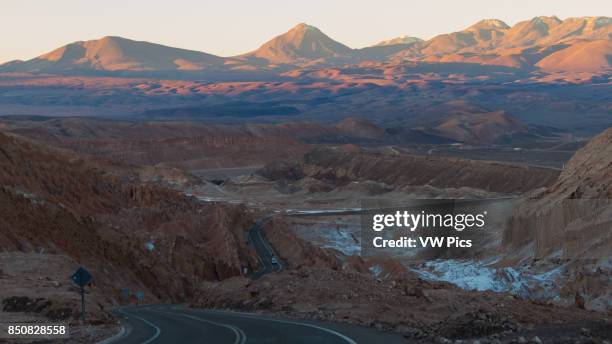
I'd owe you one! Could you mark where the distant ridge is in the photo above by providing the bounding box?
[4,36,225,72]
[391,16,611,71]
[1,16,610,73]
[374,36,423,47]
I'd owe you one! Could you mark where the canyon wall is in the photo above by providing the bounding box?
[260,146,560,194]
[0,132,258,307]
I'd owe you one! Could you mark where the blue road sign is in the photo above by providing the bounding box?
[70,267,92,287]
[70,267,92,323]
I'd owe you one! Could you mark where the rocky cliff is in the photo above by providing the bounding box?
[503,128,611,310]
[0,132,258,316]
[260,146,560,194]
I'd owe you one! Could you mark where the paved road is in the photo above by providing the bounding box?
[246,209,369,278]
[105,305,408,344]
[101,210,415,344]
[247,216,283,278]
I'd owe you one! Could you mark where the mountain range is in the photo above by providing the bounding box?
[2,16,610,73]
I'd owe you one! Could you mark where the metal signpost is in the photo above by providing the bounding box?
[70,267,92,324]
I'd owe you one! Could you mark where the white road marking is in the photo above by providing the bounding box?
[182,308,357,344]
[95,323,127,344]
[117,308,161,344]
[249,227,268,276]
[255,225,283,271]
[152,309,246,344]
[264,318,357,344]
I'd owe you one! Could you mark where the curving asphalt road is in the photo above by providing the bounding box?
[105,304,408,344]
[100,210,413,343]
[247,216,283,279]
[247,209,365,278]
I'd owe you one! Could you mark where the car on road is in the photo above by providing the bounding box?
[271,257,278,265]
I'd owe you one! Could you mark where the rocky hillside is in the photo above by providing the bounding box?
[504,127,611,253]
[1,116,554,174]
[1,118,311,170]
[535,39,612,72]
[259,146,560,194]
[0,131,259,313]
[503,128,612,310]
[423,111,529,145]
[192,209,608,343]
[548,127,611,199]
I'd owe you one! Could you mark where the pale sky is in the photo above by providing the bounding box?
[1,0,611,63]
